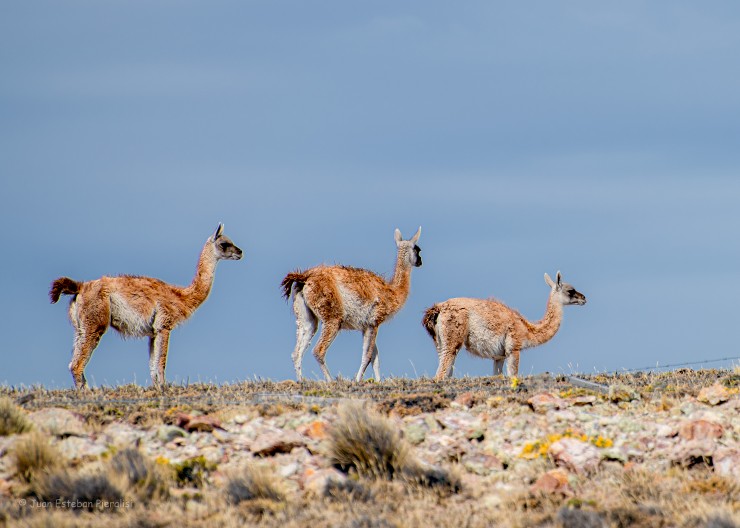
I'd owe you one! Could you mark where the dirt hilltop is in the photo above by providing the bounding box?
[1,369,738,527]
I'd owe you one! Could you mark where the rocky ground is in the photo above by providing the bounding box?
[0,369,738,527]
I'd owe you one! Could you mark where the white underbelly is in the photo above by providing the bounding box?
[465,313,507,359]
[338,285,376,330]
[109,294,154,337]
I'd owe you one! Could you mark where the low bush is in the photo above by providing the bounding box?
[328,402,409,480]
[0,397,32,436]
[226,463,285,504]
[13,432,61,482]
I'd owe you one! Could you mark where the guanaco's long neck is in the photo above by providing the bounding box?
[525,292,563,348]
[182,242,218,310]
[388,251,412,313]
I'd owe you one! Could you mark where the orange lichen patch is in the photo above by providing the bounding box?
[530,469,574,496]
[298,420,328,440]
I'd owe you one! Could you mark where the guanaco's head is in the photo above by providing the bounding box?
[211,223,243,261]
[544,271,586,306]
[394,227,422,267]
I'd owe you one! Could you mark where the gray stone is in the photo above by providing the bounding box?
[461,452,503,475]
[56,436,107,462]
[548,438,601,475]
[157,425,188,443]
[28,408,87,437]
[697,384,731,406]
[251,430,305,456]
[404,422,427,445]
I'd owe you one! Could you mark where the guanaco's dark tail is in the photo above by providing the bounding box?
[280,271,308,300]
[49,277,82,304]
[422,305,440,340]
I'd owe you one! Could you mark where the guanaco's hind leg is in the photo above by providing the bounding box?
[434,330,464,381]
[68,297,110,389]
[291,292,318,381]
[493,358,505,376]
[313,319,340,381]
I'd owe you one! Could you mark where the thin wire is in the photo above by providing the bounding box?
[618,355,740,374]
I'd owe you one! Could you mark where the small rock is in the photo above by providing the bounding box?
[601,448,628,464]
[461,452,503,475]
[551,410,577,423]
[297,420,328,440]
[713,448,740,478]
[678,420,723,441]
[528,393,564,413]
[302,467,347,495]
[28,408,87,437]
[697,384,731,406]
[671,439,716,467]
[530,469,574,496]
[212,429,231,443]
[423,433,469,463]
[56,436,107,462]
[404,422,427,445]
[437,411,479,431]
[102,422,145,448]
[176,414,225,433]
[279,462,300,478]
[548,438,601,475]
[251,430,305,457]
[571,395,597,406]
[157,425,188,443]
[608,384,640,403]
[199,446,225,466]
[231,415,250,425]
[655,424,676,438]
[454,392,476,408]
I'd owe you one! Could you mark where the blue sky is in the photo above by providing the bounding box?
[2,2,739,387]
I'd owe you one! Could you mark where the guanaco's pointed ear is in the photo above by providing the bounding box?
[544,273,555,288]
[394,228,403,245]
[213,223,224,241]
[410,226,421,244]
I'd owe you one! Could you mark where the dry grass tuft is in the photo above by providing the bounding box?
[108,448,170,501]
[13,432,62,482]
[33,469,125,512]
[325,477,374,502]
[401,461,462,495]
[0,396,32,436]
[328,402,410,480]
[349,516,399,528]
[226,463,286,505]
[328,402,461,494]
